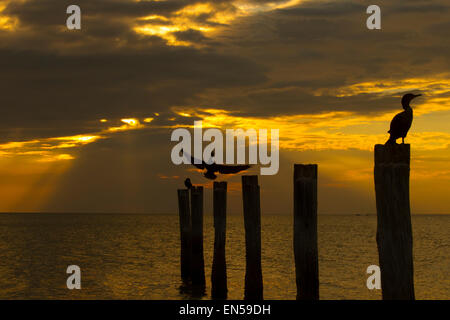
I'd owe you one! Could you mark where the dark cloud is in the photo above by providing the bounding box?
[5,0,194,26]
[173,29,209,42]
[277,1,365,17]
[0,46,266,141]
[197,0,449,115]
[0,0,448,140]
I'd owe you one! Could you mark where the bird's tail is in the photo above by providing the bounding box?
[385,136,395,145]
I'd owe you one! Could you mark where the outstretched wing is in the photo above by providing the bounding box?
[182,151,206,170]
[216,164,251,174]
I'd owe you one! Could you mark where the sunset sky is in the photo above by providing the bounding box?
[0,0,449,214]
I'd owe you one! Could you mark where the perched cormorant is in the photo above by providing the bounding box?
[386,93,421,144]
[182,150,251,180]
[184,178,193,189]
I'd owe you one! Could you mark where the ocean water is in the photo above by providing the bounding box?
[0,213,448,300]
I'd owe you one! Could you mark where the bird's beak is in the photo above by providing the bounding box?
[413,94,422,98]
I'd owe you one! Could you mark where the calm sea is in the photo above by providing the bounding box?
[0,213,448,300]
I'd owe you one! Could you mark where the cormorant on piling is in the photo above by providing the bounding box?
[385,93,421,145]
[184,178,193,189]
[182,150,251,180]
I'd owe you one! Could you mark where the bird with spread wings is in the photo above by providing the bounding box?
[182,150,251,180]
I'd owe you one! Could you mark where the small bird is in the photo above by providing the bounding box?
[386,93,421,145]
[184,178,193,189]
[182,150,251,180]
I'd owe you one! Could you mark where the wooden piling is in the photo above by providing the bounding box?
[177,189,192,282]
[293,164,319,300]
[242,175,263,300]
[374,144,415,300]
[190,186,206,290]
[211,181,228,299]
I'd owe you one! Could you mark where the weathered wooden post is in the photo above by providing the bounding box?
[190,186,206,290]
[374,144,415,300]
[242,175,263,300]
[211,181,228,299]
[293,164,319,300]
[177,189,192,282]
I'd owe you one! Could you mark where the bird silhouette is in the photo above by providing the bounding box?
[182,150,251,180]
[184,178,193,189]
[386,93,421,145]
